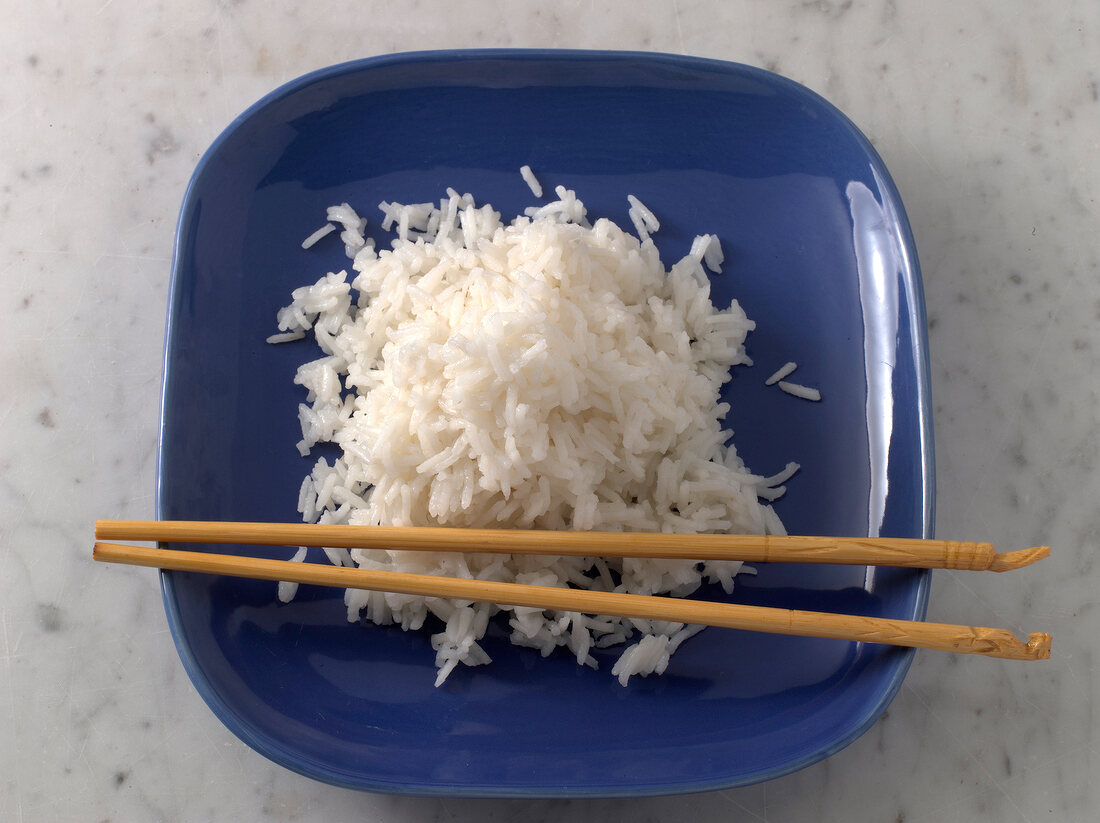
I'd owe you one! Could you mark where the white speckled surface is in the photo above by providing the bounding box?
[2,1,1097,820]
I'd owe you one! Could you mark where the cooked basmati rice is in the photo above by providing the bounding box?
[520,164,543,198]
[702,235,724,274]
[765,361,797,386]
[277,546,309,602]
[778,380,822,401]
[626,194,660,243]
[271,180,797,685]
[301,223,336,250]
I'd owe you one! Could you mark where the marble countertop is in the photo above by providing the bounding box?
[3,1,1097,820]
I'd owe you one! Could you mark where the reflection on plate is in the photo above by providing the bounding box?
[158,49,933,797]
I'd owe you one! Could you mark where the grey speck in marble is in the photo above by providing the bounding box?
[36,603,63,632]
[146,127,180,165]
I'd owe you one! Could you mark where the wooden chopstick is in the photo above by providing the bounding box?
[92,541,1051,661]
[94,520,1051,572]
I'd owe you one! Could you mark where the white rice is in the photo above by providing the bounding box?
[520,164,543,198]
[277,546,309,602]
[778,380,822,401]
[326,202,371,258]
[271,180,796,686]
[765,361,798,386]
[301,223,336,250]
[626,194,660,243]
[265,330,306,344]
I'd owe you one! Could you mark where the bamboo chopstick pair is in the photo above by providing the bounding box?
[93,520,1053,662]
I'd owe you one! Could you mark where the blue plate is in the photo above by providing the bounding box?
[158,50,934,797]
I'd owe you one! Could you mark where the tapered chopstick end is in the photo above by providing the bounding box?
[988,545,1051,572]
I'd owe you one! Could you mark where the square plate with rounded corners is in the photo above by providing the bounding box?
[158,49,934,797]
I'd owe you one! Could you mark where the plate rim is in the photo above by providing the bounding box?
[156,47,935,797]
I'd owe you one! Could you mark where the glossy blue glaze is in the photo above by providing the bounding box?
[158,50,934,797]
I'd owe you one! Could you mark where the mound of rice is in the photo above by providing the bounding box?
[270,177,795,686]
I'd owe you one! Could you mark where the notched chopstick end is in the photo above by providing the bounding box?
[1026,631,1052,660]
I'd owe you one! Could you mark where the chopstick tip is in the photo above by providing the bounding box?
[1026,632,1052,660]
[989,545,1051,572]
